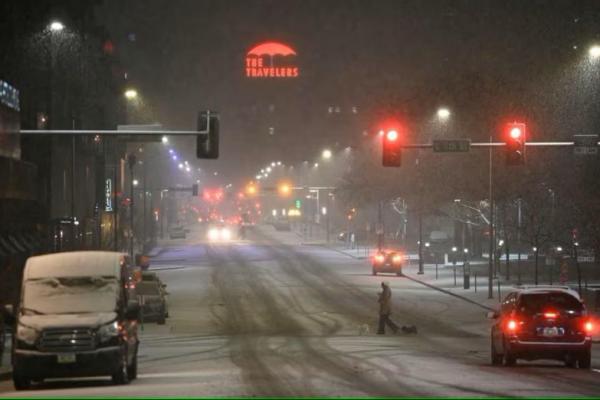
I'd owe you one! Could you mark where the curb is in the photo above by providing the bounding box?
[321,245,369,260]
[404,273,496,312]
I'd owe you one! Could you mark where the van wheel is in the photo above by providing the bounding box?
[13,373,32,390]
[491,340,503,365]
[578,349,591,369]
[127,351,138,380]
[565,353,577,368]
[112,350,130,385]
[503,339,516,366]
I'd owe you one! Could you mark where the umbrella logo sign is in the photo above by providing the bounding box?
[245,41,299,78]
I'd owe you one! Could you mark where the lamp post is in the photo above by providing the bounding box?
[127,153,137,258]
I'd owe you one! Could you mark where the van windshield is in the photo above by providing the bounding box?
[22,276,119,315]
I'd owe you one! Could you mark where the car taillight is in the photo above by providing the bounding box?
[392,255,402,264]
[374,255,385,263]
[544,312,557,319]
[584,320,593,333]
[506,319,519,332]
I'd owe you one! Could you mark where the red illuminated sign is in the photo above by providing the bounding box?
[245,41,299,78]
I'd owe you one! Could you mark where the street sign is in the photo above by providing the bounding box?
[573,135,598,156]
[433,139,471,153]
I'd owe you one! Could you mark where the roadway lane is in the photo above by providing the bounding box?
[1,224,599,397]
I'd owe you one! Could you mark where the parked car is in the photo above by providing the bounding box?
[7,251,140,390]
[169,226,186,239]
[489,286,593,368]
[136,280,169,324]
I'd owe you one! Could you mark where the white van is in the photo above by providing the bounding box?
[6,251,140,390]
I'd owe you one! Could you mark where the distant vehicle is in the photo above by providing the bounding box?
[372,251,403,276]
[489,286,593,368]
[136,280,168,324]
[6,251,140,390]
[207,224,233,241]
[169,226,186,239]
[273,219,291,231]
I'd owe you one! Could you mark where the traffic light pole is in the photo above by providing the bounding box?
[488,136,494,299]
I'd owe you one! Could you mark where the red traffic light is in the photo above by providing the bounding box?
[505,122,526,166]
[509,127,522,139]
[386,130,399,141]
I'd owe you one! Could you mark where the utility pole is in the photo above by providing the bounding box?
[326,192,331,243]
[127,153,137,258]
[142,145,147,252]
[488,135,494,299]
[418,209,424,274]
[377,201,383,251]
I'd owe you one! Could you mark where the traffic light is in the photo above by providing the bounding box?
[505,122,526,165]
[382,129,402,167]
[197,110,219,159]
[245,182,258,196]
[192,184,198,196]
[278,182,292,197]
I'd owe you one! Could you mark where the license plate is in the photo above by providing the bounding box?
[57,353,76,364]
[540,327,563,337]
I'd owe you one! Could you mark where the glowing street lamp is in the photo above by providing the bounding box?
[589,45,600,60]
[49,20,65,32]
[124,89,138,100]
[132,179,139,187]
[161,136,168,144]
[322,149,332,160]
[437,107,451,120]
[278,182,292,197]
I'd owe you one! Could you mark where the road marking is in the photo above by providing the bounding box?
[150,265,186,271]
[592,369,600,373]
[138,371,215,379]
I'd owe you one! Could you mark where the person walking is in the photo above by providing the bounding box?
[377,281,399,334]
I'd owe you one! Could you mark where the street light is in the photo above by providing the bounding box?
[589,45,600,59]
[437,107,451,120]
[161,136,168,144]
[49,21,65,32]
[133,179,139,186]
[124,89,138,100]
[322,149,332,160]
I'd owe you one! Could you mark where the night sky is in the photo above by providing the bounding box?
[96,0,600,184]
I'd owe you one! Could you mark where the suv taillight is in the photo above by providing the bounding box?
[584,320,593,334]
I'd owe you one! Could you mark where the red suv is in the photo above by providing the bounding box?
[490,286,593,368]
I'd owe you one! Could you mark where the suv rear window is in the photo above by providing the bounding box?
[519,292,583,314]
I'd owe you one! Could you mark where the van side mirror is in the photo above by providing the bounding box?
[486,311,499,319]
[125,300,140,320]
[3,304,15,326]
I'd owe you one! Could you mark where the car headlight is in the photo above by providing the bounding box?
[208,228,219,241]
[97,321,120,342]
[16,323,40,346]
[220,228,231,240]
